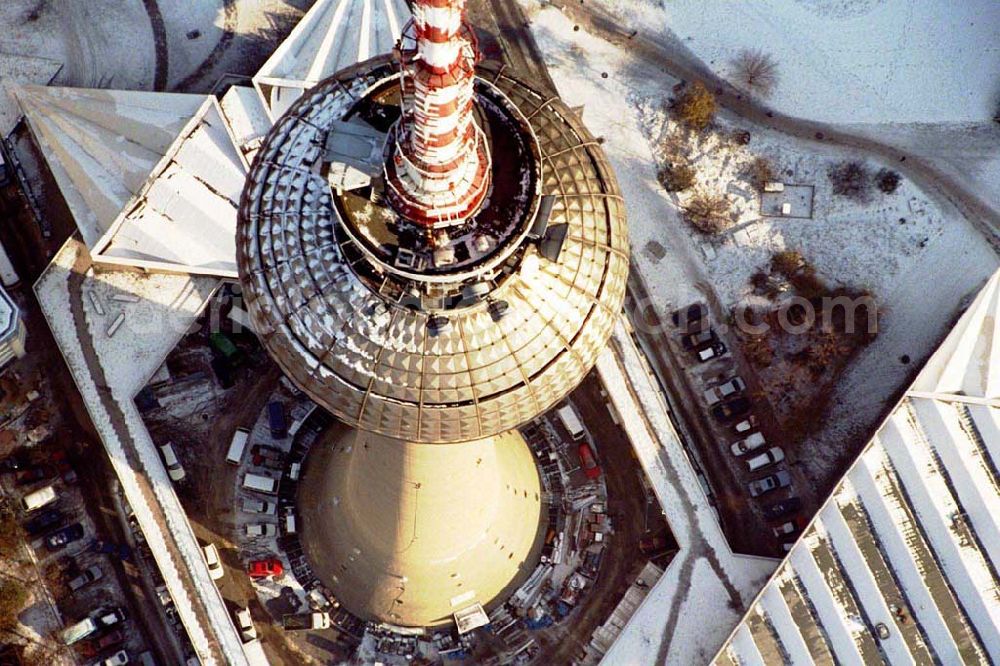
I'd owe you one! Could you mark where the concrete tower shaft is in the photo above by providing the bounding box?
[385,0,491,227]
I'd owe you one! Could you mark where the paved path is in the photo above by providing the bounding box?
[549,0,1000,251]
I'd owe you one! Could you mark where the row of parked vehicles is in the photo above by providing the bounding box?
[3,450,149,665]
[674,303,804,550]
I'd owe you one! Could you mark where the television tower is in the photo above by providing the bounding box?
[237,0,628,628]
[384,0,490,227]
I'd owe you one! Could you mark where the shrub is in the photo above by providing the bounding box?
[658,163,696,192]
[828,160,870,200]
[771,250,806,276]
[684,191,732,234]
[876,169,901,194]
[0,580,28,629]
[747,156,776,191]
[675,81,717,131]
[732,48,779,98]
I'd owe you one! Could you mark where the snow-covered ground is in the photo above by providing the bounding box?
[596,322,777,664]
[522,1,998,482]
[521,3,1000,662]
[598,0,1000,125]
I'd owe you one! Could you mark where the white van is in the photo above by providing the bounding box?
[242,473,277,495]
[60,617,97,645]
[747,447,785,472]
[284,509,297,535]
[227,428,250,465]
[22,485,57,512]
[159,442,186,482]
[555,405,586,441]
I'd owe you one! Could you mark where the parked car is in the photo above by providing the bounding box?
[89,539,132,561]
[696,340,727,362]
[0,451,27,472]
[68,565,104,592]
[96,649,129,666]
[159,442,186,483]
[748,471,792,497]
[24,508,64,536]
[241,498,276,515]
[711,396,751,422]
[83,628,125,655]
[762,497,802,521]
[94,607,126,630]
[703,377,747,405]
[671,303,708,332]
[234,608,257,643]
[46,523,85,551]
[746,447,785,472]
[730,432,766,456]
[681,327,716,350]
[577,442,601,479]
[15,465,56,486]
[246,523,277,538]
[772,519,802,539]
[202,543,224,580]
[733,417,757,434]
[247,558,283,579]
[268,401,288,439]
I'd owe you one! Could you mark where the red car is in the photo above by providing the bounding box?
[247,558,283,579]
[577,443,602,479]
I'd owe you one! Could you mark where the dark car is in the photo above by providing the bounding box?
[268,401,288,439]
[762,497,802,521]
[15,465,56,486]
[681,327,716,350]
[711,396,751,422]
[24,508,64,536]
[695,340,727,362]
[45,523,85,551]
[0,452,27,473]
[89,539,132,560]
[671,303,708,332]
[748,471,792,498]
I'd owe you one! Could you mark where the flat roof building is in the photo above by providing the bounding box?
[713,270,1000,665]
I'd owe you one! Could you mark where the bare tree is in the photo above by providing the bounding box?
[733,48,780,98]
[683,191,733,234]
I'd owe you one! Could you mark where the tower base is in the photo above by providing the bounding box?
[298,423,545,628]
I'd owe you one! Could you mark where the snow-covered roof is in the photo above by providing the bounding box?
[712,269,1000,665]
[12,85,206,249]
[92,98,247,277]
[253,0,410,119]
[0,284,17,342]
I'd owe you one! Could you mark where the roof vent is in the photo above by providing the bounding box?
[427,315,452,336]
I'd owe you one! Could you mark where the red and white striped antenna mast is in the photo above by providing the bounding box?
[384,0,491,229]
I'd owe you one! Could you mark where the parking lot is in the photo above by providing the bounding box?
[1,445,163,665]
[660,301,812,556]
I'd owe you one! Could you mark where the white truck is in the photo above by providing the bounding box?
[555,404,586,441]
[242,473,277,495]
[282,612,330,631]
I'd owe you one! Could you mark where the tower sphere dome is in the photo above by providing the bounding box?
[237,56,628,444]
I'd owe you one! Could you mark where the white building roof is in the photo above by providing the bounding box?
[253,0,410,118]
[12,85,206,248]
[712,270,1000,665]
[93,98,247,277]
[0,284,17,342]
